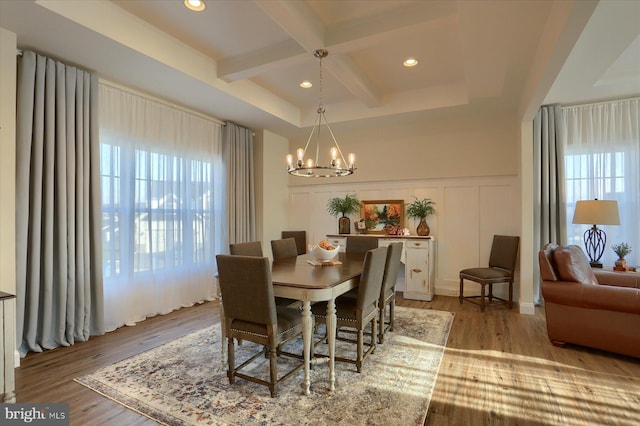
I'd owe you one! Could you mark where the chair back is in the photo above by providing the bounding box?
[282,231,306,255]
[346,236,379,254]
[229,241,263,256]
[488,235,520,272]
[381,242,403,297]
[216,255,277,326]
[356,247,388,311]
[271,238,299,260]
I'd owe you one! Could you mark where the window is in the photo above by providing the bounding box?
[99,82,223,331]
[562,99,639,267]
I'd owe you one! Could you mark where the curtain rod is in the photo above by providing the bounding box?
[562,96,640,109]
[99,78,226,126]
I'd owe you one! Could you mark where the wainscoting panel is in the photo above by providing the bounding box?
[288,175,520,299]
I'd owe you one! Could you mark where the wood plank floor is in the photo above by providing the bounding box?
[13,295,640,425]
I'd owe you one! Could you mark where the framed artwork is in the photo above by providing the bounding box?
[361,200,404,234]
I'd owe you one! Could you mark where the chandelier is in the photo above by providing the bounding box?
[286,49,356,177]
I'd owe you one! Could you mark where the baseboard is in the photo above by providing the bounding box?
[519,303,535,315]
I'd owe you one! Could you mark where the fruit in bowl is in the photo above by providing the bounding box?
[309,239,340,261]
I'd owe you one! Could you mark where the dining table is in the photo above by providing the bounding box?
[271,251,365,395]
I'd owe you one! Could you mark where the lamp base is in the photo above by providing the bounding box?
[589,261,603,268]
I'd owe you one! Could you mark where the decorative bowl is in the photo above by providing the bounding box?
[309,245,340,261]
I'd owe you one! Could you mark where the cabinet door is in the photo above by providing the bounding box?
[404,241,433,301]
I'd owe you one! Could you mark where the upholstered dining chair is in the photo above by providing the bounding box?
[312,247,387,372]
[229,241,263,256]
[459,235,520,311]
[215,254,305,397]
[230,240,295,306]
[271,238,299,260]
[346,236,379,254]
[340,242,403,344]
[377,242,403,343]
[281,231,306,255]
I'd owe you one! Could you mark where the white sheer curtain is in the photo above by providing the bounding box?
[99,82,224,331]
[562,98,639,268]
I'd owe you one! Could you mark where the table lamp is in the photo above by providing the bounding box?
[572,199,620,267]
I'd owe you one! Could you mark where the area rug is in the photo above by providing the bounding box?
[75,306,454,425]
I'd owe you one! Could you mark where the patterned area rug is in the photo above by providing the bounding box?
[75,307,454,425]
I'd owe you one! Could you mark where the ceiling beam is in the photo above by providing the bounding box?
[217,39,306,82]
[253,0,380,106]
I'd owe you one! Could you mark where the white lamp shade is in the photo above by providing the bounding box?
[572,200,620,225]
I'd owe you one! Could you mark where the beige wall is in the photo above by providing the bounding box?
[0,28,16,296]
[288,109,519,186]
[254,129,290,258]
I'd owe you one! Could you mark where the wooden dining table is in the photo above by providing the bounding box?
[271,252,365,395]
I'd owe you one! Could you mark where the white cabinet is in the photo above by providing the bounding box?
[327,235,435,301]
[403,239,435,301]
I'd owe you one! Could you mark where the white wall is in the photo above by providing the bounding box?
[0,28,16,296]
[254,129,290,258]
[289,174,520,300]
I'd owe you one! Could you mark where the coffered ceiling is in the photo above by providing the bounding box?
[1,0,638,139]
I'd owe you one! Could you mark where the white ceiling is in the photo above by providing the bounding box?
[1,0,638,140]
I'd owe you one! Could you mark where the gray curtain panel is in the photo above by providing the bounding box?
[222,122,256,246]
[533,104,566,305]
[15,51,104,357]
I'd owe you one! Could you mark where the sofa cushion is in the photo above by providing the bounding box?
[553,245,598,285]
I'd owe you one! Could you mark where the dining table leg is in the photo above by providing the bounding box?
[302,301,313,395]
[326,297,337,391]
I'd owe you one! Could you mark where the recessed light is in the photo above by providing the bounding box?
[300,81,312,88]
[184,0,206,12]
[403,58,418,67]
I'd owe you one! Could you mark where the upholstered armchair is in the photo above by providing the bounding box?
[539,243,640,358]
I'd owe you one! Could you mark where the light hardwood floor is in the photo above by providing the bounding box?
[13,295,640,425]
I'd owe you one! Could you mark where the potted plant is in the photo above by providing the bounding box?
[406,197,436,236]
[327,194,360,234]
[612,242,632,271]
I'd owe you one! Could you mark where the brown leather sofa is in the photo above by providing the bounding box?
[539,243,640,358]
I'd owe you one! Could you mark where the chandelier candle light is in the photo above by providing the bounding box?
[572,199,620,268]
[286,49,356,177]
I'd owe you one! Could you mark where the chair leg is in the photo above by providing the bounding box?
[371,316,378,355]
[488,283,493,303]
[389,298,395,332]
[480,284,486,312]
[459,278,464,304]
[269,345,278,397]
[356,329,364,373]
[508,281,513,309]
[378,305,385,344]
[227,337,235,383]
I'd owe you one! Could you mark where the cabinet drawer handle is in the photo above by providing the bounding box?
[412,268,422,273]
[414,243,421,246]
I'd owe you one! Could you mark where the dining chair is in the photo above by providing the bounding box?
[230,240,295,306]
[346,236,379,253]
[459,235,520,311]
[271,238,299,260]
[377,242,403,343]
[281,231,307,255]
[340,242,403,344]
[312,246,387,372]
[216,254,305,397]
[229,241,263,256]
